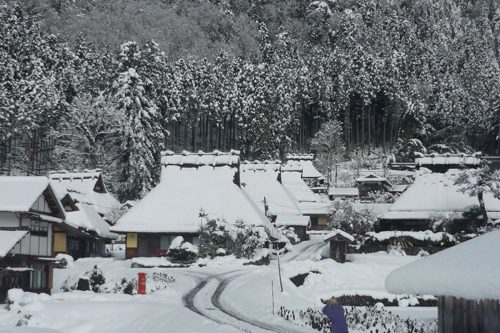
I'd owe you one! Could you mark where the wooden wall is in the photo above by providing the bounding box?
[438,296,500,333]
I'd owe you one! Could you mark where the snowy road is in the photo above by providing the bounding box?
[181,238,326,333]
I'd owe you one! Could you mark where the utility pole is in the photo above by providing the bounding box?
[275,241,283,292]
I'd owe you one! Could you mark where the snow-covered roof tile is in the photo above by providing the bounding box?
[385,229,500,300]
[0,230,28,257]
[415,153,482,166]
[323,229,354,242]
[111,165,279,239]
[275,215,310,227]
[355,173,390,183]
[283,158,323,179]
[161,150,240,168]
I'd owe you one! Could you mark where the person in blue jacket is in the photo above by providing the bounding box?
[321,297,349,333]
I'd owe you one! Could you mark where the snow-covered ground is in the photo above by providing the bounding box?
[0,236,437,332]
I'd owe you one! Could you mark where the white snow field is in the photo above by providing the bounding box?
[0,236,437,332]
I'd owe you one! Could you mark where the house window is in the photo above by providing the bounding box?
[30,267,47,290]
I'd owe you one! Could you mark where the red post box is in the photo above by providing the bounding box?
[137,272,147,295]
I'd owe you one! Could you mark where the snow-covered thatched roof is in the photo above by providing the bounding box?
[281,171,319,203]
[241,161,302,218]
[0,176,65,220]
[415,152,482,167]
[0,230,28,258]
[386,230,500,300]
[283,154,322,179]
[111,164,280,239]
[382,170,500,221]
[49,170,120,217]
[65,203,117,239]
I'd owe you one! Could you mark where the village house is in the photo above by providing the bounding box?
[386,230,500,333]
[414,152,482,173]
[355,173,392,199]
[379,170,500,232]
[49,170,121,223]
[283,153,325,188]
[0,177,85,300]
[111,150,279,259]
[281,170,330,230]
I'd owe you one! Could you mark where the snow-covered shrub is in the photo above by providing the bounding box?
[330,199,376,235]
[368,191,395,203]
[395,138,426,162]
[277,305,437,333]
[199,218,268,259]
[280,227,300,244]
[167,236,198,262]
[87,265,105,292]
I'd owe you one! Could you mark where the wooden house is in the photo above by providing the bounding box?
[355,173,392,199]
[379,170,500,232]
[323,229,354,263]
[281,170,331,230]
[414,152,482,173]
[386,230,500,333]
[0,177,84,300]
[275,215,311,242]
[49,170,120,223]
[111,150,279,259]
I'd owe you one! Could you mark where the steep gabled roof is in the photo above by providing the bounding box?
[65,202,118,239]
[283,154,323,179]
[112,162,280,239]
[49,170,120,217]
[0,230,28,258]
[241,161,302,218]
[382,170,500,221]
[386,230,500,300]
[0,176,65,219]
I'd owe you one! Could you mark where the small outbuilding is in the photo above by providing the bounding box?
[355,173,392,199]
[328,187,359,201]
[323,229,354,263]
[386,230,500,333]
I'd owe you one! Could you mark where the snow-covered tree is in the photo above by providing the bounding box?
[454,164,500,224]
[310,119,345,180]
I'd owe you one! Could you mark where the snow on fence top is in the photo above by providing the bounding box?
[0,230,28,257]
[323,229,355,242]
[286,153,315,160]
[111,165,280,239]
[0,176,53,212]
[385,229,500,300]
[382,170,500,220]
[161,150,240,168]
[241,162,302,217]
[49,170,120,217]
[414,152,482,166]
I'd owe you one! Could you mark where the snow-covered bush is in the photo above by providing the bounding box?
[199,218,268,259]
[280,227,300,244]
[167,236,198,262]
[277,305,437,333]
[395,138,426,162]
[330,199,376,235]
[88,265,106,292]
